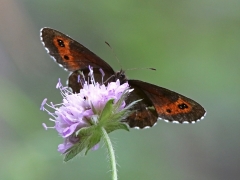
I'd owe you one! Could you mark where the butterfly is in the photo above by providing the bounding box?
[40,27,206,129]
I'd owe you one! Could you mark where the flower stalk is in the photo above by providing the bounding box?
[101,127,118,180]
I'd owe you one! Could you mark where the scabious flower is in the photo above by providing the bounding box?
[40,67,136,161]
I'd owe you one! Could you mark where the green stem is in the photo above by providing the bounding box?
[101,127,118,180]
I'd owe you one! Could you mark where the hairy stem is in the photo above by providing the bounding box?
[101,127,117,180]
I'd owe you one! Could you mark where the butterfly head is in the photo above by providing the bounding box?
[115,69,127,84]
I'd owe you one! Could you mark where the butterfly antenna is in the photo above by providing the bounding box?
[126,67,157,72]
[105,41,122,69]
[104,74,115,84]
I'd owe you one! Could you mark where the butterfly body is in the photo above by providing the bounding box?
[40,27,206,129]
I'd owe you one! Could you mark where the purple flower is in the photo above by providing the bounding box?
[40,68,131,154]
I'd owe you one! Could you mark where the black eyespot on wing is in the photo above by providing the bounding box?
[57,39,65,47]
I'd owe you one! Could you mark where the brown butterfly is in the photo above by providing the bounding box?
[40,27,206,129]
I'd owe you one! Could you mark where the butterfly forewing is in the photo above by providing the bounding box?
[41,28,114,72]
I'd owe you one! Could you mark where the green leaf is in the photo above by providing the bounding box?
[85,129,101,155]
[105,123,129,134]
[64,136,89,162]
[113,89,128,111]
[78,126,94,136]
[90,101,98,115]
[99,99,115,125]
[64,124,105,161]
[64,126,98,161]
[97,97,142,133]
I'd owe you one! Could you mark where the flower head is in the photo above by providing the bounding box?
[40,67,135,160]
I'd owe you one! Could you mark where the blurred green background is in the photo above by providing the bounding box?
[1,0,240,180]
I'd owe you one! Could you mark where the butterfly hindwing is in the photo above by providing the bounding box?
[122,84,158,128]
